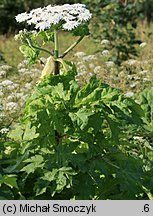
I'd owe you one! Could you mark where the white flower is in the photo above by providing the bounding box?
[25,83,32,89]
[94,66,101,73]
[105,61,115,67]
[127,59,137,65]
[7,94,15,101]
[102,50,109,56]
[74,52,86,58]
[7,84,17,91]
[35,21,51,31]
[63,20,80,30]
[0,128,9,134]
[0,65,12,70]
[15,4,92,31]
[130,83,137,88]
[82,55,96,61]
[89,63,95,68]
[0,70,7,77]
[16,92,24,98]
[101,39,110,45]
[15,12,30,23]
[17,60,28,69]
[20,95,28,102]
[1,80,14,86]
[125,91,134,97]
[6,102,19,111]
[78,10,92,22]
[143,78,150,82]
[18,68,28,73]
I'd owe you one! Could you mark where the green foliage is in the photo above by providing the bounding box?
[83,0,144,64]
[142,0,153,23]
[1,68,152,199]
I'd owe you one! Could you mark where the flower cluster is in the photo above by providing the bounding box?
[15,4,92,31]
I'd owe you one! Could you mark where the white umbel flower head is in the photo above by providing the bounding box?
[15,4,92,31]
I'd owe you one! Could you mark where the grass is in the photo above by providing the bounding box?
[0,24,153,95]
[0,32,97,67]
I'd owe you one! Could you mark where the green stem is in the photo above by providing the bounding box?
[26,38,53,55]
[54,30,59,58]
[60,36,84,58]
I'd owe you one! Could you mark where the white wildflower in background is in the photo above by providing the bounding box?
[130,83,137,88]
[20,95,28,103]
[127,59,137,66]
[74,52,86,58]
[82,55,96,61]
[89,63,95,69]
[16,93,24,99]
[0,70,7,78]
[17,60,29,69]
[7,94,15,101]
[94,66,101,73]
[125,91,134,97]
[25,83,32,89]
[15,4,92,31]
[1,80,14,87]
[105,61,115,67]
[143,77,150,82]
[7,84,17,91]
[18,68,29,73]
[102,50,110,56]
[0,65,12,71]
[6,102,19,111]
[101,39,110,45]
[0,128,9,134]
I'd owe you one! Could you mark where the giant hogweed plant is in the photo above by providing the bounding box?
[0,4,152,200]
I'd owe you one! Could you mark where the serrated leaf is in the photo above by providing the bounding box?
[0,174,18,189]
[21,155,44,174]
[55,171,67,193]
[69,109,94,130]
[8,125,23,141]
[41,169,58,182]
[23,122,39,141]
[34,179,49,196]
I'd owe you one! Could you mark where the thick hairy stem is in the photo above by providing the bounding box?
[26,38,53,55]
[60,36,84,58]
[54,30,60,74]
[54,30,59,58]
